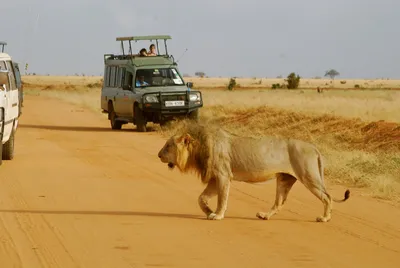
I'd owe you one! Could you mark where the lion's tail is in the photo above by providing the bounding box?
[317,149,350,203]
[332,189,351,203]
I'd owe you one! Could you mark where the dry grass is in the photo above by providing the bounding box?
[22,75,400,202]
[183,76,400,90]
[202,89,400,123]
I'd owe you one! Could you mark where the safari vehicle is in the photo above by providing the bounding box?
[100,35,203,132]
[0,47,21,165]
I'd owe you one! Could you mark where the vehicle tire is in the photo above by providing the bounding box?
[188,109,199,121]
[108,104,122,130]
[0,141,3,166]
[18,100,22,117]
[134,105,147,132]
[2,129,15,160]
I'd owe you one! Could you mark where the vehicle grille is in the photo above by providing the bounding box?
[160,94,187,101]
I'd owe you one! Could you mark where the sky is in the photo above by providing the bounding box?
[0,0,399,79]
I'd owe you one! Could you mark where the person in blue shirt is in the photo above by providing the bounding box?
[136,75,149,87]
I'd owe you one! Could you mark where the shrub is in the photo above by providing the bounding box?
[271,83,283,89]
[285,72,301,89]
[227,77,237,91]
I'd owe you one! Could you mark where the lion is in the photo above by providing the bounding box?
[157,122,350,222]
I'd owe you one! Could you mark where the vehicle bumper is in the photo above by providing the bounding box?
[140,91,203,116]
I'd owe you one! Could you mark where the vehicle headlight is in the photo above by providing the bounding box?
[144,95,159,103]
[189,93,201,102]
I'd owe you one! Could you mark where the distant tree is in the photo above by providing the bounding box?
[227,77,237,91]
[324,69,340,80]
[285,72,301,89]
[195,71,205,78]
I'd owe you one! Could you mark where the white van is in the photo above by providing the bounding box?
[0,52,21,166]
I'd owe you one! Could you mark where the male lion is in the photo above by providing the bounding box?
[157,122,350,222]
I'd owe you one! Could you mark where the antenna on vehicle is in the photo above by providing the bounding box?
[176,48,188,63]
[168,48,188,68]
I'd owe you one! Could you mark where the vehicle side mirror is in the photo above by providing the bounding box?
[122,84,132,91]
[186,82,193,88]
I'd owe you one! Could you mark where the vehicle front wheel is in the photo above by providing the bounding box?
[134,105,147,132]
[108,105,122,130]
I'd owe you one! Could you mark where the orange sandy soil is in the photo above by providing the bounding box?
[0,94,399,267]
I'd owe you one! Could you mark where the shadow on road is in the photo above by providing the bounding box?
[0,209,307,222]
[18,124,157,133]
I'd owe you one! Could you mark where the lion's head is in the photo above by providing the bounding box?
[158,133,196,171]
[157,122,217,183]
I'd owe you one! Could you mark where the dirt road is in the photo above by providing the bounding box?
[0,95,399,268]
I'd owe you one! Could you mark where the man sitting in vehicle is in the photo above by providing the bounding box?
[136,75,149,87]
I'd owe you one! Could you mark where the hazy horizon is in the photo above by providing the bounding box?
[1,0,399,79]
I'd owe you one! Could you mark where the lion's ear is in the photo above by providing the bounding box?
[183,133,194,145]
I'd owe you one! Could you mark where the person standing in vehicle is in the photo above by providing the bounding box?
[148,44,157,56]
[139,48,148,56]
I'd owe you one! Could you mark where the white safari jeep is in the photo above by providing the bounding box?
[0,51,21,166]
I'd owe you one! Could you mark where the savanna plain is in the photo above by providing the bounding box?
[1,75,399,268]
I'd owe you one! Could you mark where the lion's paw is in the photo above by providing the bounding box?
[256,212,270,220]
[316,216,330,223]
[207,213,224,220]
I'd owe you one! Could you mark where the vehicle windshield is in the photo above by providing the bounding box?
[135,68,185,88]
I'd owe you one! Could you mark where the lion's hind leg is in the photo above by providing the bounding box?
[256,173,297,220]
[198,178,218,217]
[301,179,332,223]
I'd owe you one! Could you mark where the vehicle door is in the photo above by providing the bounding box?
[0,62,12,140]
[5,60,19,120]
[104,65,121,115]
[12,62,22,115]
[109,66,125,116]
[118,69,135,117]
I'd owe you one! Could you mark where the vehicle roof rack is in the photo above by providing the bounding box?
[116,35,171,41]
[116,35,172,57]
[0,41,7,53]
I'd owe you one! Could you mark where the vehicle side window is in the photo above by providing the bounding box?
[125,71,133,87]
[114,67,120,87]
[104,66,110,87]
[5,61,17,90]
[0,71,9,91]
[0,61,6,70]
[114,67,125,88]
[110,66,116,88]
[13,62,22,89]
[120,68,126,87]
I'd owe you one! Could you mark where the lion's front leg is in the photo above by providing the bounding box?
[198,178,218,217]
[207,177,231,221]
